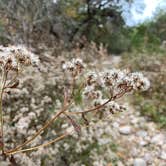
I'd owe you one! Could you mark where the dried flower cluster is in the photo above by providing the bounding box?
[62,58,85,77]
[0,45,39,72]
[62,59,150,116]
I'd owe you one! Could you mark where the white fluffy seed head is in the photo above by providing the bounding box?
[62,58,150,102]
[104,101,127,114]
[124,72,150,91]
[0,45,39,71]
[85,71,98,85]
[62,58,85,77]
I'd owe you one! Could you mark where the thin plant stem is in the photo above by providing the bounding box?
[6,97,112,154]
[5,84,131,154]
[5,105,69,154]
[6,86,71,154]
[6,85,129,155]
[0,89,3,153]
[6,97,109,154]
[5,97,112,154]
[66,89,129,115]
[7,110,114,155]
[0,69,7,153]
[6,132,71,155]
[67,98,112,115]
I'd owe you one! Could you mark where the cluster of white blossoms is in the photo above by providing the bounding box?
[0,45,39,71]
[62,58,85,77]
[106,101,126,113]
[62,58,150,115]
[100,69,129,87]
[82,87,102,100]
[124,72,151,91]
[85,71,98,86]
[85,69,150,93]
[92,98,126,114]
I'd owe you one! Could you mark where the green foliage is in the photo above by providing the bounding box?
[0,19,9,45]
[58,0,85,19]
[88,12,166,54]
[134,93,166,128]
[120,13,166,53]
[74,88,83,105]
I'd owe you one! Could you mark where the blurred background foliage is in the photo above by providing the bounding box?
[0,0,166,53]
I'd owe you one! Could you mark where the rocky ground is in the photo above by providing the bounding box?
[110,104,166,166]
[103,56,166,166]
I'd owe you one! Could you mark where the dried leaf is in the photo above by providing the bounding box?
[7,80,19,89]
[65,114,81,135]
[82,113,89,125]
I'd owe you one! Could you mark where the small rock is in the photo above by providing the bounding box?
[119,126,132,135]
[131,117,139,124]
[136,130,147,137]
[162,144,166,151]
[151,134,165,145]
[138,117,146,123]
[140,140,148,146]
[117,161,124,166]
[160,151,166,160]
[147,122,156,132]
[144,153,152,163]
[135,112,141,116]
[134,158,146,166]
[144,136,151,142]
[131,147,140,157]
[112,122,119,128]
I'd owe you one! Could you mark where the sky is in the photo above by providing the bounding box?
[121,0,166,26]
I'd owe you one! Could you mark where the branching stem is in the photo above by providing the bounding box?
[5,105,69,154]
[0,69,7,153]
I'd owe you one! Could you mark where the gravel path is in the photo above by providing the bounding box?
[111,104,166,166]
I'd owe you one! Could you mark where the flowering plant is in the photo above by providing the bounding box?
[0,46,150,163]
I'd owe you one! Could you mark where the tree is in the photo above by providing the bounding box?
[0,0,55,44]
